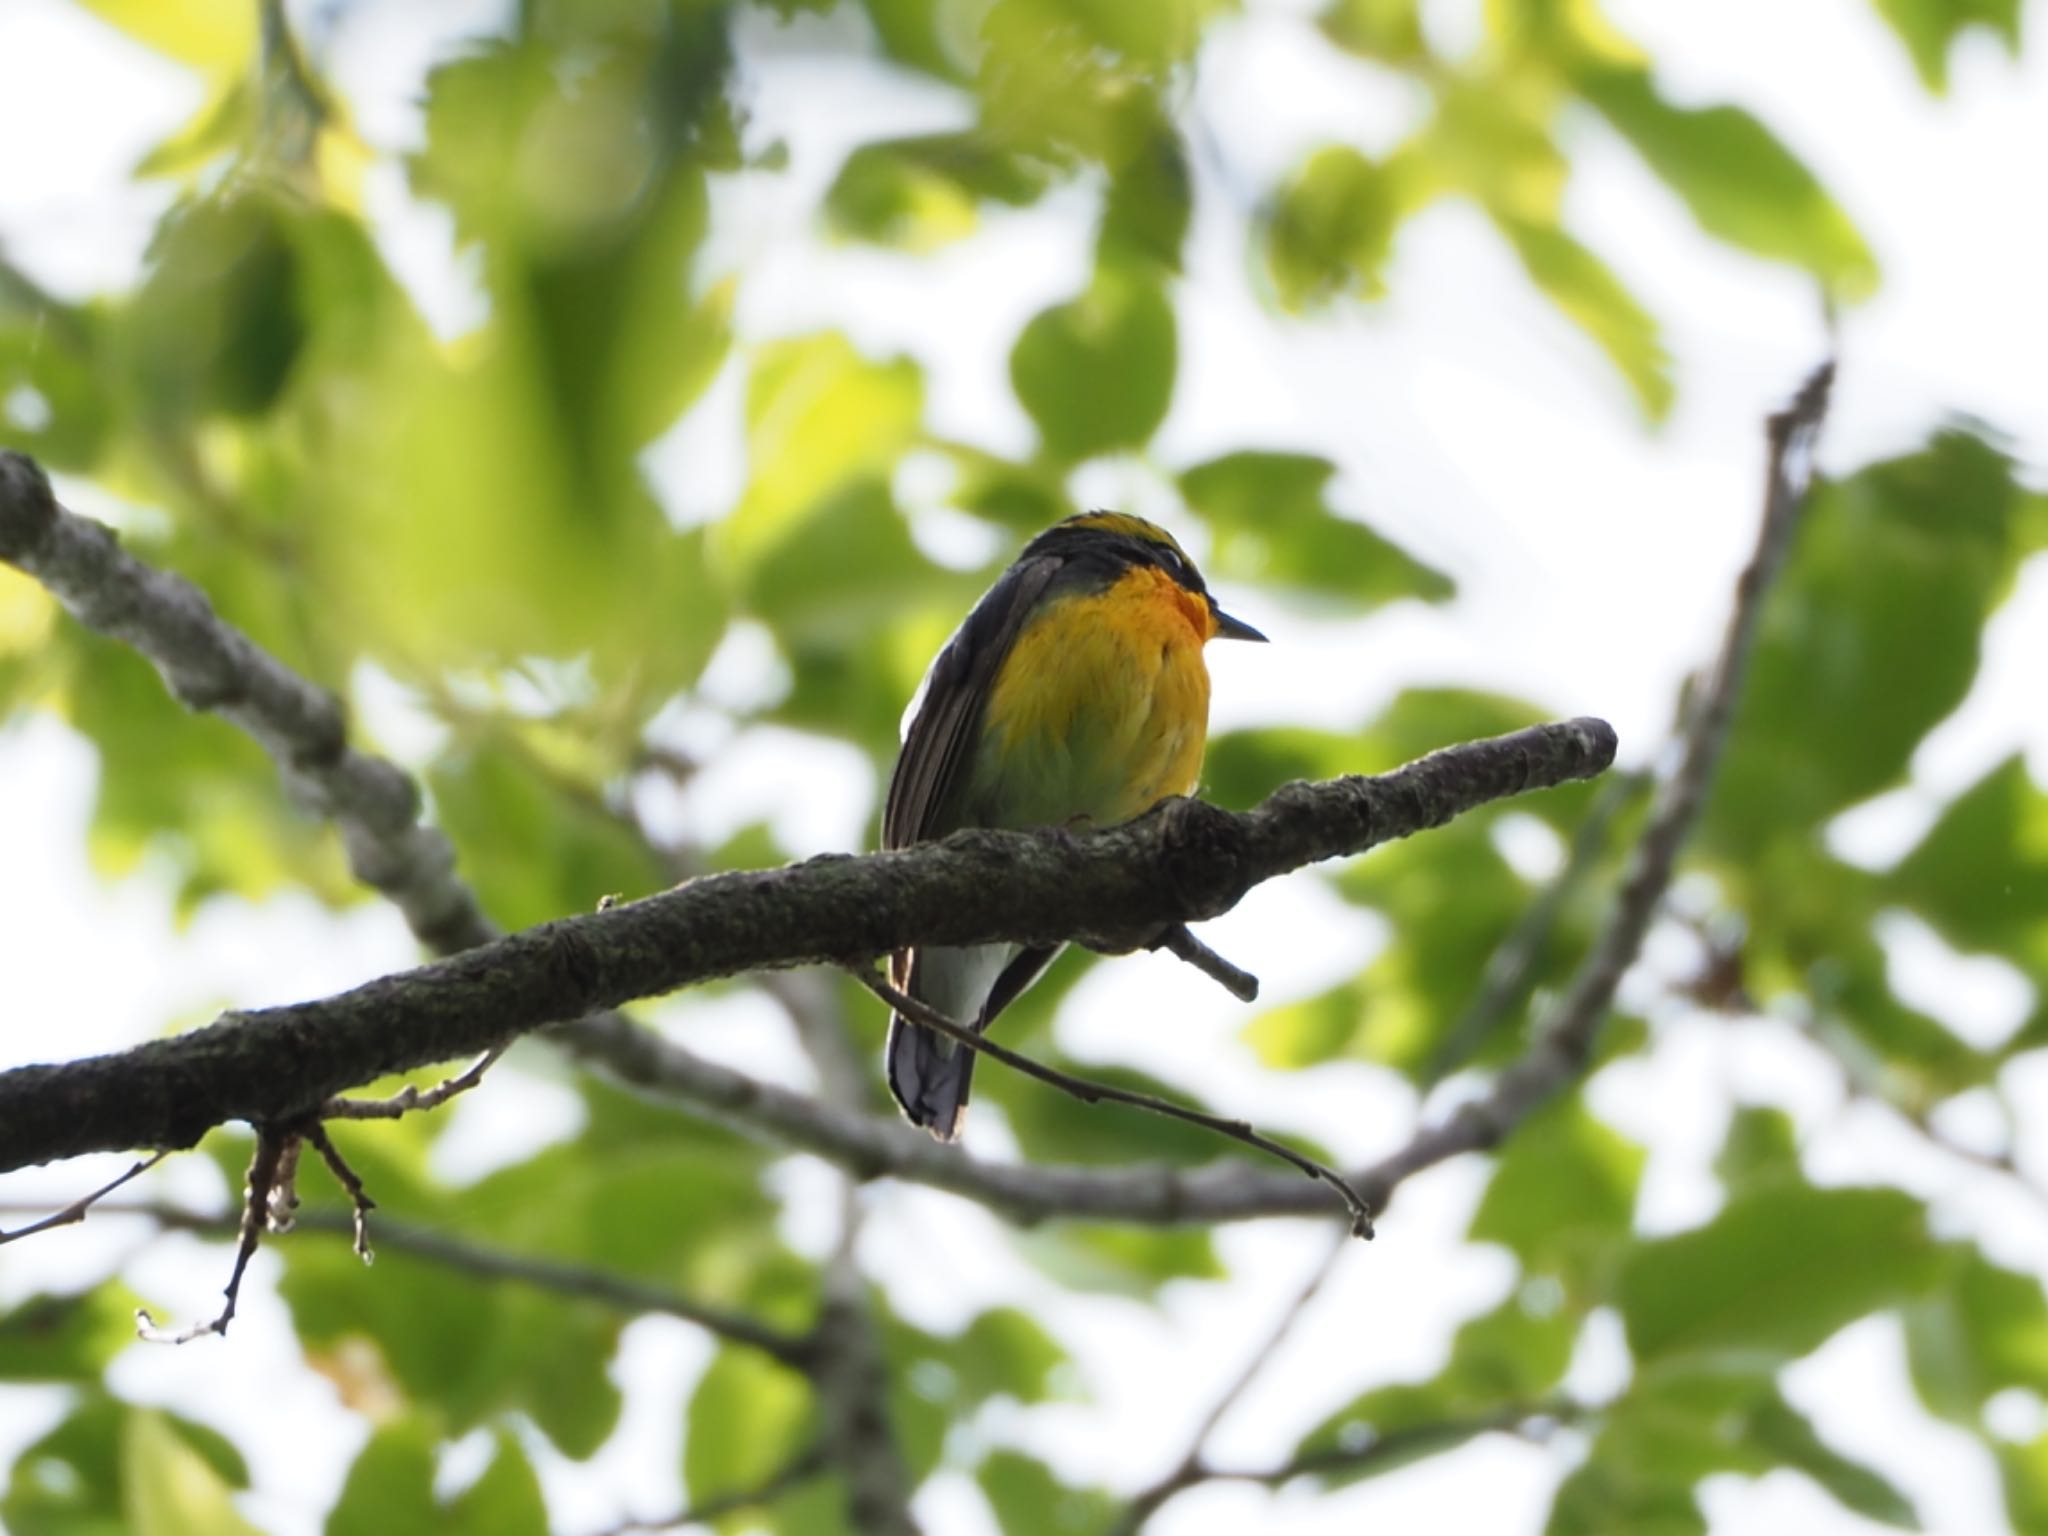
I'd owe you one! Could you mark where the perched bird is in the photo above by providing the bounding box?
[882,511,1266,1140]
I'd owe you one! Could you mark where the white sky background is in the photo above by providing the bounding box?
[1,0,2046,1532]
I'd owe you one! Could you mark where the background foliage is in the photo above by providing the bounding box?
[1,0,2044,1532]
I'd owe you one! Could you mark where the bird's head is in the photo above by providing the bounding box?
[1030,511,1267,642]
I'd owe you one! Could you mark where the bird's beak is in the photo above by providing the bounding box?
[1209,602,1267,642]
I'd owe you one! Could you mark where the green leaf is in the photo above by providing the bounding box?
[826,133,1050,250]
[68,0,254,72]
[684,1347,813,1503]
[954,1308,1069,1405]
[1619,1182,1941,1364]
[979,1449,1117,1535]
[0,1285,148,1383]
[1574,68,1877,296]
[122,1410,264,1536]
[1892,755,2048,976]
[1263,145,1411,308]
[1745,1390,1918,1528]
[429,738,672,931]
[1179,450,1452,609]
[1320,0,1427,64]
[1905,1247,2048,1424]
[1100,123,1192,270]
[722,332,924,580]
[327,1419,437,1536]
[1549,1362,1916,1534]
[124,191,307,424]
[1494,216,1671,419]
[1713,1104,1802,1191]
[1865,0,2022,92]
[327,1420,547,1536]
[1471,1096,1643,1287]
[1708,431,2033,861]
[1010,260,1176,462]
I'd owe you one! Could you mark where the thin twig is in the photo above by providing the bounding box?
[584,1446,828,1536]
[0,1151,168,1245]
[8,1197,815,1367]
[774,970,926,1536]
[301,1122,377,1263]
[1153,923,1261,1002]
[1423,771,1648,1085]
[324,1045,506,1120]
[1350,359,1835,1207]
[855,968,1375,1239]
[136,1128,291,1344]
[1118,1230,1350,1532]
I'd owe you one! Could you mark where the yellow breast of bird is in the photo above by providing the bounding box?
[975,564,1214,830]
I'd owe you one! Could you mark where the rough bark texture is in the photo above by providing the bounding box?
[0,716,1615,1173]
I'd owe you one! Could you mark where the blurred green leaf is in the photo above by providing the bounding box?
[1892,754,2048,977]
[1494,216,1671,419]
[0,1285,148,1383]
[1010,260,1176,462]
[1713,1103,1802,1191]
[979,1448,1117,1534]
[827,133,1051,250]
[69,0,254,72]
[1866,0,2022,91]
[1263,145,1410,307]
[1100,123,1192,269]
[1619,1182,1941,1363]
[1708,432,2034,862]
[683,1347,813,1503]
[122,1410,264,1536]
[1180,450,1452,609]
[1574,67,1877,296]
[1905,1246,2048,1424]
[124,191,307,424]
[1549,1360,1915,1533]
[429,739,671,930]
[1320,0,1427,63]
[327,1420,547,1536]
[1471,1095,1642,1289]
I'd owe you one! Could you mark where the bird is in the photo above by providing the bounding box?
[881,510,1266,1140]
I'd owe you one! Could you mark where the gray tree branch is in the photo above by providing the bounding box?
[0,453,1616,1177]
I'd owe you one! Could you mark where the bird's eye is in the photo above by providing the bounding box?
[1155,545,1188,581]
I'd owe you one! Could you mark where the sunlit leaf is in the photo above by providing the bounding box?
[1865,0,2023,91]
[1574,67,1878,296]
[827,133,1051,250]
[683,1347,813,1503]
[1494,216,1671,419]
[122,1410,264,1536]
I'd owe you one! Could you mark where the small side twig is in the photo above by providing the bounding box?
[136,1127,292,1344]
[1118,1230,1349,1532]
[324,1044,506,1120]
[854,968,1375,1238]
[1153,923,1260,1002]
[0,1150,169,1245]
[302,1122,377,1263]
[1423,770,1649,1085]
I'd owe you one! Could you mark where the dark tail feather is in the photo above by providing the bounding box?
[886,1013,975,1142]
[884,945,1059,1142]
